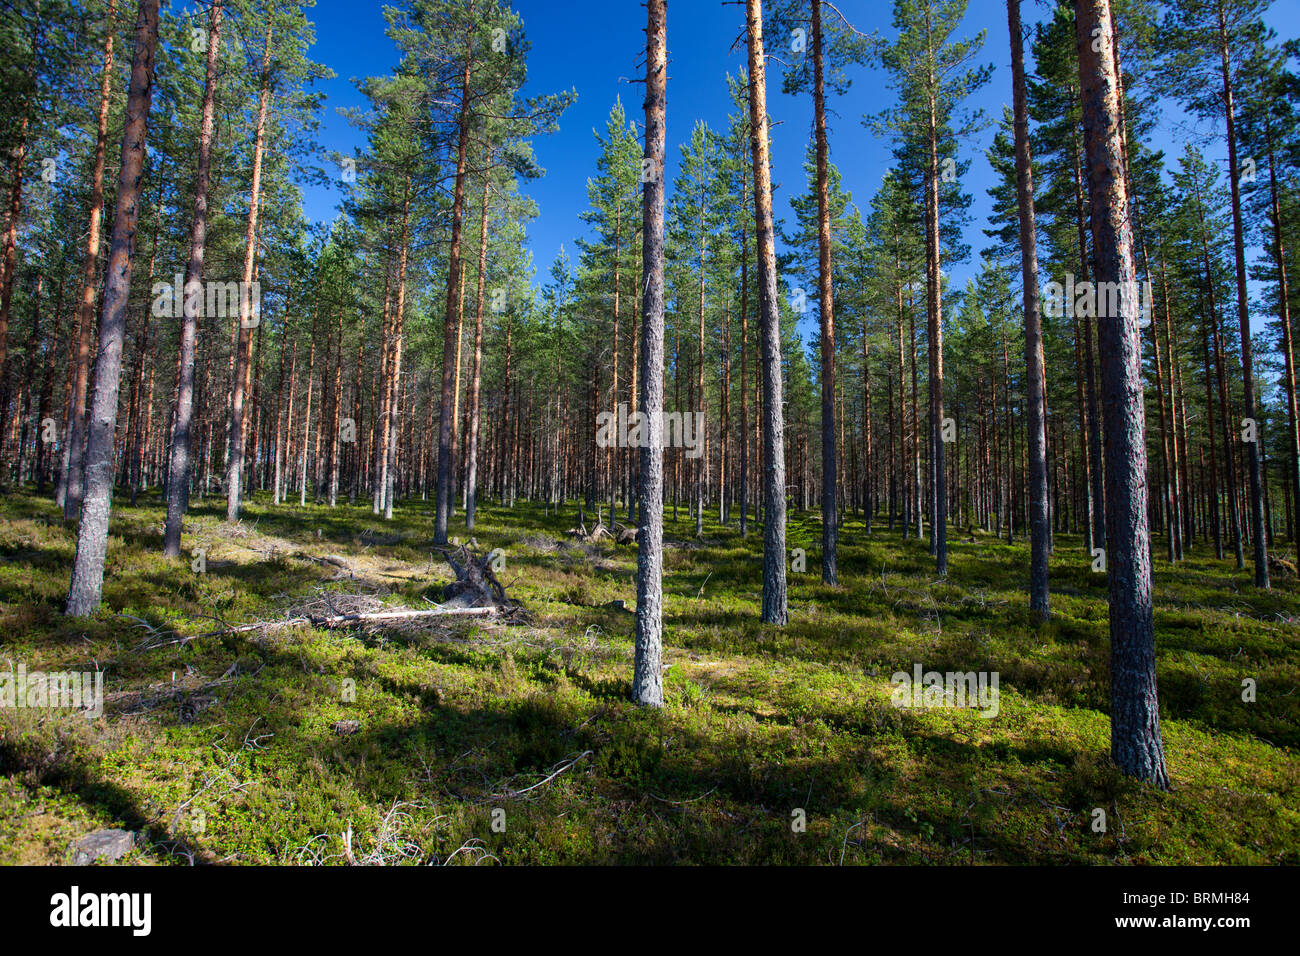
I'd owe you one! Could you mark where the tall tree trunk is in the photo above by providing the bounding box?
[0,116,28,471]
[466,172,489,530]
[1219,12,1268,587]
[1008,0,1049,618]
[634,0,667,707]
[163,0,221,556]
[1192,165,1245,567]
[1074,0,1169,789]
[747,0,788,625]
[66,0,161,616]
[739,223,749,537]
[225,21,272,522]
[609,206,621,525]
[435,48,474,545]
[812,0,837,584]
[34,279,63,491]
[62,5,117,517]
[1267,120,1299,556]
[1070,115,1106,551]
[923,10,947,575]
[695,213,706,538]
[299,316,316,508]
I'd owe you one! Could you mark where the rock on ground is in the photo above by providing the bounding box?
[70,828,136,865]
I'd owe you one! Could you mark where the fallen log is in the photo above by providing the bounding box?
[214,605,499,636]
[302,606,499,627]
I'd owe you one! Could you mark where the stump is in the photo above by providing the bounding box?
[440,544,511,609]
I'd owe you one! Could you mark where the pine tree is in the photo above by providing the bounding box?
[1074,0,1169,789]
[65,0,161,617]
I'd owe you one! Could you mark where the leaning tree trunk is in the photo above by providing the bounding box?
[746,0,788,626]
[163,0,221,557]
[1008,0,1050,619]
[65,0,161,616]
[633,0,667,708]
[1074,0,1169,789]
[812,0,837,585]
[225,23,271,522]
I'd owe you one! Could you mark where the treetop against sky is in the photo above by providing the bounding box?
[299,0,1298,309]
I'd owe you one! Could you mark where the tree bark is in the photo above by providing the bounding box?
[634,0,667,707]
[1074,0,1169,788]
[747,0,789,625]
[1219,10,1268,587]
[435,48,474,545]
[61,5,118,517]
[466,172,489,529]
[1267,120,1299,556]
[163,0,221,556]
[1008,0,1050,618]
[812,0,838,584]
[225,21,272,522]
[66,0,161,616]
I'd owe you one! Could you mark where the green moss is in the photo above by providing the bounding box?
[0,489,1296,864]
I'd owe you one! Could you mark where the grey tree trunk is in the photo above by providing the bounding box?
[634,0,667,707]
[746,0,788,626]
[1008,0,1049,619]
[65,0,161,616]
[1074,0,1169,789]
[163,0,221,558]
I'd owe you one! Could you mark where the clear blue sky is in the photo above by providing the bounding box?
[301,0,1300,304]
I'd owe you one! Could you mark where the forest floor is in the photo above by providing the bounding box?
[0,488,1297,864]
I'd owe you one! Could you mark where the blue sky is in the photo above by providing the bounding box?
[301,0,1300,302]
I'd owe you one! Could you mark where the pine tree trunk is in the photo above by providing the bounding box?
[435,53,474,545]
[61,7,117,516]
[1267,121,1300,557]
[163,0,220,555]
[1070,114,1107,549]
[1219,13,1269,587]
[1007,0,1050,617]
[65,0,161,616]
[746,0,788,625]
[225,22,272,522]
[466,172,489,530]
[811,0,838,584]
[739,224,749,537]
[1074,0,1169,789]
[634,0,667,707]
